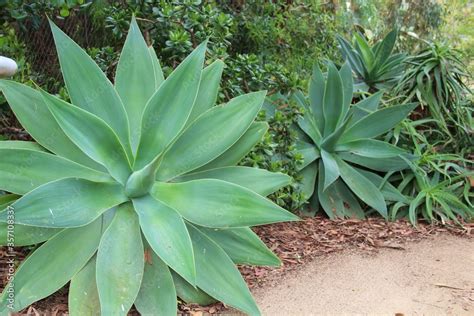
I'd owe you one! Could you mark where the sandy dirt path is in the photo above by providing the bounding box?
[253,235,474,315]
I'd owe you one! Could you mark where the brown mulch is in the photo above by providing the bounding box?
[0,217,472,315]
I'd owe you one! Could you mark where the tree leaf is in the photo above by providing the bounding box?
[157,91,266,181]
[135,41,207,170]
[49,20,132,158]
[0,148,112,195]
[175,166,290,196]
[96,203,144,315]
[135,244,177,316]
[115,16,156,153]
[133,195,195,285]
[0,220,101,311]
[0,179,128,228]
[187,224,260,315]
[152,179,299,228]
[199,226,280,266]
[41,90,132,184]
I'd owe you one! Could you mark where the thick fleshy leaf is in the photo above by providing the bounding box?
[296,140,320,170]
[149,46,164,89]
[348,91,383,124]
[175,166,290,196]
[355,168,408,203]
[339,152,411,172]
[299,162,318,200]
[323,63,344,135]
[115,17,156,152]
[0,140,45,151]
[152,179,299,228]
[341,103,417,142]
[321,150,340,190]
[0,223,61,246]
[96,204,144,315]
[308,64,325,132]
[0,194,17,209]
[50,21,132,157]
[297,112,322,145]
[199,226,280,266]
[133,195,195,285]
[335,139,407,158]
[41,91,132,184]
[196,122,268,171]
[333,179,365,219]
[321,118,350,152]
[374,29,397,66]
[69,256,100,316]
[0,148,112,195]
[0,80,103,170]
[157,91,266,181]
[135,41,207,170]
[317,162,344,219]
[135,245,177,316]
[187,224,260,315]
[0,220,101,311]
[336,157,387,217]
[0,179,128,228]
[339,61,354,122]
[171,272,217,306]
[186,60,224,124]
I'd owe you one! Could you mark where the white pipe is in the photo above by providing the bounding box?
[0,56,18,78]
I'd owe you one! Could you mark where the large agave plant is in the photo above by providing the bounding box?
[0,18,298,315]
[294,62,416,218]
[337,29,406,92]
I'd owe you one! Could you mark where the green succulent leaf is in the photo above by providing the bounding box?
[0,220,101,312]
[0,148,112,195]
[135,41,207,170]
[0,140,45,151]
[148,46,165,89]
[296,140,320,170]
[171,272,217,306]
[176,166,290,196]
[115,16,157,152]
[69,256,100,316]
[0,223,61,246]
[336,139,406,158]
[50,20,132,158]
[308,64,325,132]
[96,204,144,315]
[187,224,260,315]
[0,179,127,228]
[157,91,266,181]
[152,179,299,228]
[299,162,318,201]
[323,62,344,135]
[133,195,195,285]
[41,90,132,184]
[321,150,340,190]
[135,244,178,316]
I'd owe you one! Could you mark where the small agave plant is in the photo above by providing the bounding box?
[293,62,416,218]
[0,18,298,315]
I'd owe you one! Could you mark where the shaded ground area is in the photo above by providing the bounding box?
[0,217,471,314]
[254,235,474,315]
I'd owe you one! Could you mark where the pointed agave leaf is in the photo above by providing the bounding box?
[0,80,103,170]
[49,21,132,158]
[41,91,132,184]
[374,29,397,66]
[333,179,364,219]
[196,122,268,171]
[0,223,61,246]
[296,140,320,170]
[69,256,100,316]
[135,42,207,170]
[297,112,322,145]
[0,148,112,194]
[0,194,17,209]
[152,179,299,228]
[96,204,144,315]
[187,224,260,315]
[176,166,290,196]
[323,62,344,135]
[339,152,411,172]
[0,140,45,151]
[308,64,325,132]
[186,60,225,125]
[135,245,177,316]
[0,179,128,228]
[298,162,318,201]
[321,118,351,152]
[348,91,383,124]
[355,168,408,203]
[321,150,340,190]
[171,271,217,306]
[317,161,345,219]
[115,17,157,152]
[339,62,354,122]
[0,220,101,311]
[199,226,280,266]
[157,91,266,181]
[148,46,165,89]
[341,103,417,142]
[335,139,407,158]
[132,195,195,285]
[336,157,387,218]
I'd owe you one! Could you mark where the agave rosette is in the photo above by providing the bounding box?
[293,62,416,218]
[0,18,298,315]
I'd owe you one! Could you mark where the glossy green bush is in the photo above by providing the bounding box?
[0,18,299,315]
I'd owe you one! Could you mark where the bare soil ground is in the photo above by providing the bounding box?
[254,235,474,315]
